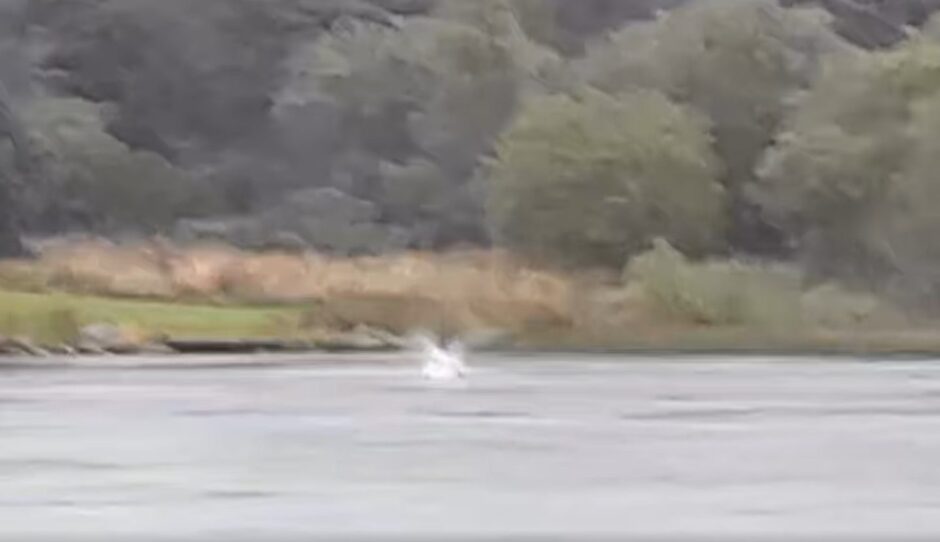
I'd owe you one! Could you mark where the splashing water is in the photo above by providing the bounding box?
[410,331,468,381]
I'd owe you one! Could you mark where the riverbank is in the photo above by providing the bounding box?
[3,284,940,360]
[0,289,404,357]
[2,239,939,359]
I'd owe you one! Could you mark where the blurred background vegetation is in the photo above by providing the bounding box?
[3,0,940,321]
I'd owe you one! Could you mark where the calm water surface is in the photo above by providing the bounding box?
[3,353,940,539]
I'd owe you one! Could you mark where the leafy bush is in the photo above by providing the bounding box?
[625,239,802,328]
[800,283,898,329]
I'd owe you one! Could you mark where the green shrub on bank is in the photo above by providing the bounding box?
[625,239,802,328]
[801,283,904,329]
[624,239,900,331]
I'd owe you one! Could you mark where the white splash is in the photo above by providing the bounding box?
[411,331,467,381]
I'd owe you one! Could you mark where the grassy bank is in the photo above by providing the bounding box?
[1,239,939,355]
[0,241,576,346]
[0,289,305,345]
[2,285,940,355]
[4,287,940,355]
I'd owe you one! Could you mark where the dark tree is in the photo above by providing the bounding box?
[0,83,25,256]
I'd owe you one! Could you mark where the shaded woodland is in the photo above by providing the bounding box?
[3,0,940,310]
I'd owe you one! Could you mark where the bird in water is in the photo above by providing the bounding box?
[411,331,467,381]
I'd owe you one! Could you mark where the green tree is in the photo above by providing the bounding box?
[23,98,204,234]
[752,36,940,307]
[580,0,848,254]
[0,83,25,256]
[487,89,726,267]
[277,13,559,247]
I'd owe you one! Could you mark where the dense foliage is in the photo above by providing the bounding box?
[3,0,940,307]
[488,89,724,267]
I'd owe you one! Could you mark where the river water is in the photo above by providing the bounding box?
[3,353,940,539]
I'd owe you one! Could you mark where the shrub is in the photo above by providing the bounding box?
[625,239,802,328]
[800,283,903,329]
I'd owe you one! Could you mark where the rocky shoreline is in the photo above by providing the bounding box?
[0,325,406,359]
[0,323,517,359]
[7,331,940,364]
